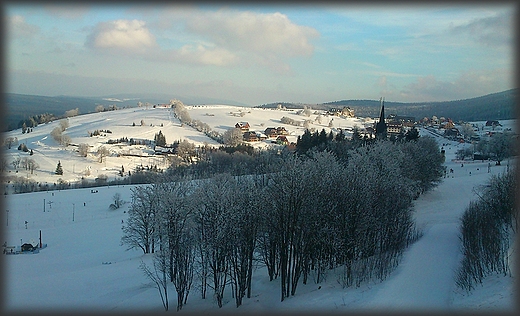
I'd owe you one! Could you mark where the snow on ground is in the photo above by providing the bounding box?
[3,105,372,188]
[2,105,516,312]
[2,124,515,313]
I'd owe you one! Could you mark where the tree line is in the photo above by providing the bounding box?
[121,134,444,310]
[456,167,517,291]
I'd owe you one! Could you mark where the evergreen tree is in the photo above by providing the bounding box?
[318,128,328,145]
[55,161,63,175]
[155,130,167,147]
[335,129,346,142]
[405,127,420,141]
[350,126,363,148]
[296,129,313,154]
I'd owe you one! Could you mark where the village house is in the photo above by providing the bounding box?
[275,135,289,145]
[154,145,176,155]
[264,127,278,138]
[235,122,250,132]
[327,106,355,117]
[276,127,289,135]
[243,131,268,142]
[379,113,416,137]
[264,127,289,138]
[256,132,268,141]
[242,131,259,142]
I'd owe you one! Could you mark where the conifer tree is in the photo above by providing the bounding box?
[155,130,167,147]
[55,161,63,175]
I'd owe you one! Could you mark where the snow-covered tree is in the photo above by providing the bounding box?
[223,128,243,146]
[27,158,39,175]
[64,108,79,118]
[78,143,89,157]
[457,168,516,290]
[192,173,236,307]
[176,140,195,163]
[140,243,170,311]
[488,131,514,165]
[97,146,110,163]
[121,186,159,254]
[59,119,70,131]
[154,181,194,311]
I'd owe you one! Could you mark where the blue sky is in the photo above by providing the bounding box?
[5,3,515,105]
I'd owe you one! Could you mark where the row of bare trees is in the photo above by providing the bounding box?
[121,137,443,310]
[456,167,517,291]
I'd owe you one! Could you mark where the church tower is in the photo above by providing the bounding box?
[375,97,387,139]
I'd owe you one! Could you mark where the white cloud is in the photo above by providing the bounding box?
[172,44,238,66]
[86,19,157,53]
[175,9,319,73]
[8,15,40,39]
[449,11,513,48]
[185,10,319,57]
[398,68,512,102]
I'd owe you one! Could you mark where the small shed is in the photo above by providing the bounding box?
[21,243,36,252]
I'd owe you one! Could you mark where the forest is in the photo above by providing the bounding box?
[121,134,445,311]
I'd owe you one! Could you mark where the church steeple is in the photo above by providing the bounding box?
[375,97,387,139]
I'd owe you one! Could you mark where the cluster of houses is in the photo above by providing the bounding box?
[235,122,290,145]
[326,106,355,117]
[423,118,508,142]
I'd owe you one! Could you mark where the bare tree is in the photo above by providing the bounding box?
[223,128,243,146]
[121,186,159,254]
[97,146,110,163]
[176,140,195,163]
[152,181,195,311]
[78,143,89,157]
[109,193,125,210]
[59,118,70,131]
[4,136,18,149]
[489,131,514,165]
[193,174,236,308]
[11,157,21,170]
[0,157,8,172]
[140,247,170,311]
[460,123,475,140]
[51,127,63,143]
[27,158,39,174]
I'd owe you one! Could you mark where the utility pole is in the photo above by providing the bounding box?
[44,198,45,212]
[72,203,75,222]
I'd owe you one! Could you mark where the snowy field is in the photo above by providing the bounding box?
[2,105,373,188]
[1,125,516,313]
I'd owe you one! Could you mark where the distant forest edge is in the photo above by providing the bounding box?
[3,89,517,132]
[258,89,517,123]
[2,93,247,132]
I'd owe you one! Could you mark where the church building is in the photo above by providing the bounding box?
[375,97,387,139]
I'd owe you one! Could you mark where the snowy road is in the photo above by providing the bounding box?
[363,139,512,311]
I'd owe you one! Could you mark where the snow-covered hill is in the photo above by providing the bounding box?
[3,104,373,189]
[2,126,515,312]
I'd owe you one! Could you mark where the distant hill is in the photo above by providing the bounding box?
[3,93,248,132]
[3,94,137,132]
[257,89,517,122]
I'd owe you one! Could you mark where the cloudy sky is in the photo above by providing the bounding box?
[5,3,516,105]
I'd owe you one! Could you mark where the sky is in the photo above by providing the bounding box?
[4,2,516,105]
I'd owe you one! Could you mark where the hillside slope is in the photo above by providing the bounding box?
[258,89,517,122]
